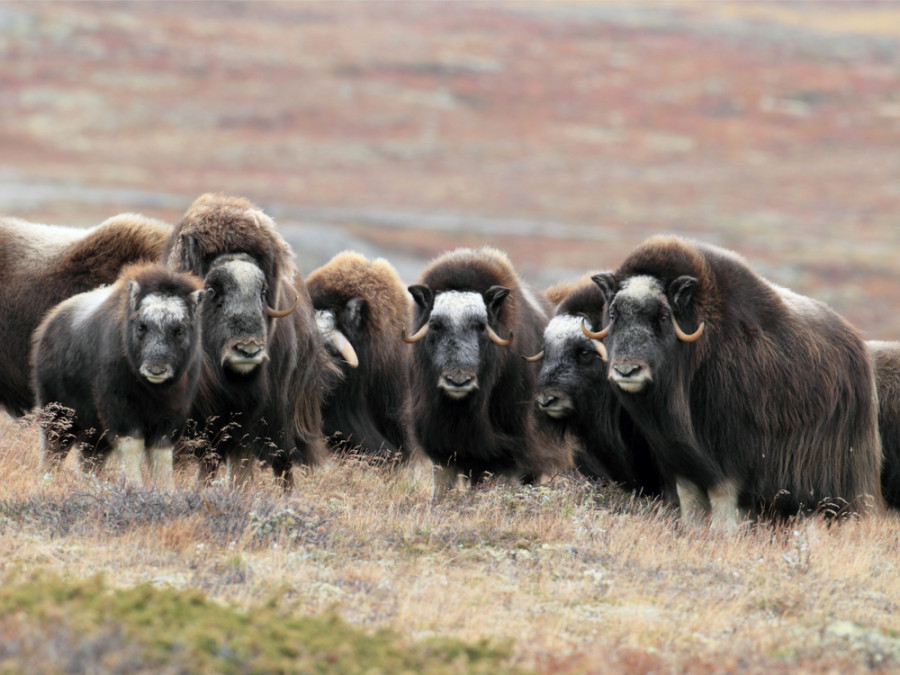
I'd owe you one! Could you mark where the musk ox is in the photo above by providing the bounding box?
[404,247,571,497]
[867,341,900,509]
[589,236,882,527]
[32,263,204,487]
[531,277,663,496]
[0,214,172,417]
[161,193,330,485]
[306,251,414,460]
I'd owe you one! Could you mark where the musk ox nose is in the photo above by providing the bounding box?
[613,362,642,378]
[446,372,473,388]
[140,362,173,384]
[536,392,558,408]
[224,338,268,374]
[233,341,264,359]
[438,370,478,400]
[535,390,572,418]
[610,359,651,393]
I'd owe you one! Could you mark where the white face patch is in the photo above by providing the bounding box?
[315,309,336,336]
[223,259,266,289]
[618,275,666,302]
[139,293,189,326]
[543,314,585,349]
[431,291,487,329]
[71,285,115,328]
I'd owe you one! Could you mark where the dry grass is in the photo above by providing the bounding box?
[2,413,900,673]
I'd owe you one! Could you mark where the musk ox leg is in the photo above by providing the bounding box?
[104,436,145,486]
[432,465,466,501]
[709,478,743,531]
[147,443,175,490]
[675,478,709,526]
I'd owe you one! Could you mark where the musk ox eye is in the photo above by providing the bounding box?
[136,323,148,337]
[172,327,185,339]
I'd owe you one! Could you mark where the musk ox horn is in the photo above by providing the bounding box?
[581,318,609,340]
[523,350,545,363]
[402,323,429,343]
[330,329,359,369]
[266,292,300,318]
[673,317,705,342]
[487,324,513,347]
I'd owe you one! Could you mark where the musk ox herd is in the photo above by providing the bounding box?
[3,193,900,529]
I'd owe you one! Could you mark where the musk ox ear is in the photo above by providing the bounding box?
[591,273,617,306]
[343,297,366,331]
[483,285,510,322]
[668,275,698,314]
[408,285,434,313]
[128,280,141,313]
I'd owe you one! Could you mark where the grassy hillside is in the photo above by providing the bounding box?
[2,414,900,673]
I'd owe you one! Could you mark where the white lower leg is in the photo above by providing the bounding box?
[147,444,175,490]
[676,478,708,526]
[107,436,145,486]
[432,465,464,501]
[709,478,742,531]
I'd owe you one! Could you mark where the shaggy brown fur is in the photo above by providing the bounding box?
[595,235,882,523]
[868,341,900,509]
[162,194,329,482]
[543,279,582,308]
[408,247,571,493]
[163,193,298,315]
[306,251,414,459]
[0,213,172,416]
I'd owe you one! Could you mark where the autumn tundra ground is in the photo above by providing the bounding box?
[2,413,900,674]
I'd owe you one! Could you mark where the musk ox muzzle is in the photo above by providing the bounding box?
[609,358,652,393]
[139,362,175,384]
[438,369,479,399]
[535,390,573,419]
[222,338,269,373]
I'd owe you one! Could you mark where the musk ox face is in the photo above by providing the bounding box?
[315,302,361,369]
[593,273,703,394]
[126,283,202,385]
[534,315,607,419]
[407,285,512,401]
[200,254,272,375]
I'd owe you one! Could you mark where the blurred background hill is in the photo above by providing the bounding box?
[2,1,899,335]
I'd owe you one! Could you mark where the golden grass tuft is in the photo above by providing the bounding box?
[3,412,900,672]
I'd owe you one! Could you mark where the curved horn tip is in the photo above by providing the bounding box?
[523,350,545,363]
[593,340,608,362]
[487,325,513,347]
[580,318,609,340]
[673,318,705,343]
[331,330,359,369]
[267,293,301,318]
[402,323,429,344]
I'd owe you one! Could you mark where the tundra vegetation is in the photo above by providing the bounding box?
[2,413,900,673]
